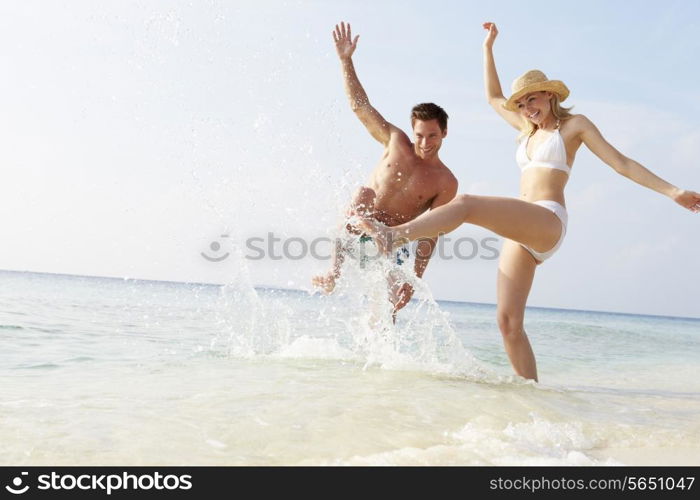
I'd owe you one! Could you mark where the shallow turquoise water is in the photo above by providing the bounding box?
[1,270,699,465]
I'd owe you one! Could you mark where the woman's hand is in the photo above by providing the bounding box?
[672,188,700,213]
[483,22,498,50]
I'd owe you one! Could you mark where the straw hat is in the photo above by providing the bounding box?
[503,70,569,112]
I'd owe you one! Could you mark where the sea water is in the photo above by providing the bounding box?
[1,269,699,466]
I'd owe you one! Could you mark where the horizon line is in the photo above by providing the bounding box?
[1,268,698,322]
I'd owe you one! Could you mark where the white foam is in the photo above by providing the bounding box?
[274,335,355,360]
[448,413,616,466]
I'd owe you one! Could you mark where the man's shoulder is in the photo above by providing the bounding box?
[440,167,459,193]
[386,127,412,146]
[425,165,458,206]
[423,163,458,193]
[435,163,458,185]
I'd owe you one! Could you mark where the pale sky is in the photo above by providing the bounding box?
[0,0,698,318]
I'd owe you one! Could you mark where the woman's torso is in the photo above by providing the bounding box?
[517,118,583,206]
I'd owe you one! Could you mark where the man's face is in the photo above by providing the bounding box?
[412,119,447,159]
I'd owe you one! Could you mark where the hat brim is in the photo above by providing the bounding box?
[502,81,570,112]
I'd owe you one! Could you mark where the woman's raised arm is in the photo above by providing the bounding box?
[482,22,523,130]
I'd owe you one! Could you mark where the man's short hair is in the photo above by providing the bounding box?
[410,103,448,132]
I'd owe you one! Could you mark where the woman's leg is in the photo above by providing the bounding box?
[360,194,562,254]
[496,240,539,381]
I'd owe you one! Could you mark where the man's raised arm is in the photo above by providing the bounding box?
[333,22,399,146]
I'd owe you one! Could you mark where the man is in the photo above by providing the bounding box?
[312,22,458,317]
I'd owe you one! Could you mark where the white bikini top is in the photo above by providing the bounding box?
[516,127,571,176]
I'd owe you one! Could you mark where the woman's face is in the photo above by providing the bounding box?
[515,91,553,125]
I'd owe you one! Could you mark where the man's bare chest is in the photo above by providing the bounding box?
[372,159,438,208]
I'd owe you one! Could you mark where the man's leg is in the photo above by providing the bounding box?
[312,186,376,293]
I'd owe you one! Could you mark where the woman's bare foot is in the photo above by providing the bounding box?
[356,218,406,255]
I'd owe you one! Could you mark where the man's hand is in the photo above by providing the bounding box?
[333,21,359,60]
[392,282,414,313]
[482,22,498,50]
[312,271,337,294]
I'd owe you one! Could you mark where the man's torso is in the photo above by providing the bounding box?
[367,135,453,226]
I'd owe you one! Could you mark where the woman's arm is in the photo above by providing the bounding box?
[482,22,523,130]
[577,115,700,212]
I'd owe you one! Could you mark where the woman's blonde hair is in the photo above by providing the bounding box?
[519,92,574,139]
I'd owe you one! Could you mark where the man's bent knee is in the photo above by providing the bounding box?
[351,186,376,215]
[354,186,376,204]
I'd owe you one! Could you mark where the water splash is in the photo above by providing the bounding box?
[210,232,495,381]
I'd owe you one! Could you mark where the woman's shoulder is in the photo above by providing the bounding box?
[561,114,595,133]
[563,113,588,124]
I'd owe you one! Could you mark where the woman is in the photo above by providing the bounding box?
[359,22,700,382]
